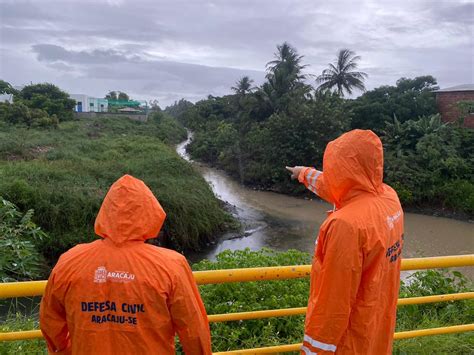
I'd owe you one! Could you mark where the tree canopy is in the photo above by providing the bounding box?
[349,75,438,131]
[231,77,254,96]
[262,42,311,111]
[0,80,17,96]
[105,91,130,101]
[15,83,75,120]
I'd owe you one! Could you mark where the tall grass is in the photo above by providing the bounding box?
[0,116,231,269]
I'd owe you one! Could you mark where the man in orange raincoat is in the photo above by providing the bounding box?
[40,175,212,354]
[287,129,404,354]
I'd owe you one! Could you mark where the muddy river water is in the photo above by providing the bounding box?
[177,136,473,279]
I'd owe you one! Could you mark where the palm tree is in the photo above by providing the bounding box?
[261,42,311,110]
[267,42,308,77]
[266,42,308,91]
[231,76,254,96]
[316,49,368,96]
[230,76,255,184]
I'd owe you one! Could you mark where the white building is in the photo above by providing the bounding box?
[70,94,108,113]
[0,93,14,103]
[0,86,24,103]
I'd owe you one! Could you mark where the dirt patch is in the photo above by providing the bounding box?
[30,145,53,155]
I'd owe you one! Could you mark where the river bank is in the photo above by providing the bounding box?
[193,161,474,223]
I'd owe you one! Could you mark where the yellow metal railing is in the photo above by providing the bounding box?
[213,324,474,355]
[1,254,473,351]
[207,291,474,323]
[1,254,472,299]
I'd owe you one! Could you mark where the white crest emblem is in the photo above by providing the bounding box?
[94,266,107,283]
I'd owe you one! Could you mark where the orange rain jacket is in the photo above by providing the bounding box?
[40,175,212,355]
[298,130,404,355]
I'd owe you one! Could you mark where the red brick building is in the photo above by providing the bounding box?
[434,84,474,128]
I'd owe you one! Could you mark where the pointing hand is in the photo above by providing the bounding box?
[285,166,304,180]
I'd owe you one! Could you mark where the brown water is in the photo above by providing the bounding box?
[177,136,474,278]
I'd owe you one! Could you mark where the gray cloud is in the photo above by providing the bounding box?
[31,43,265,102]
[0,1,53,23]
[429,1,474,25]
[45,62,75,72]
[1,0,473,106]
[32,44,142,65]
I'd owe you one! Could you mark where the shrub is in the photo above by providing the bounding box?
[438,180,474,214]
[0,102,58,128]
[0,197,47,281]
[0,102,30,125]
[154,113,187,144]
[14,83,75,121]
[383,115,474,216]
[349,76,438,132]
[193,248,311,351]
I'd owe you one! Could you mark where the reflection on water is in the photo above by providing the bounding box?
[177,136,474,278]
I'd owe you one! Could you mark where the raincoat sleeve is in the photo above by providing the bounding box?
[302,219,363,354]
[40,268,71,355]
[298,167,333,203]
[169,258,212,355]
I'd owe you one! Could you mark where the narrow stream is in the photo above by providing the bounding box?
[178,134,474,279]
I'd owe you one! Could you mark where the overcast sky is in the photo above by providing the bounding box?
[1,0,473,106]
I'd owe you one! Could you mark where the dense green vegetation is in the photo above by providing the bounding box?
[13,84,75,121]
[0,114,230,272]
[0,198,47,281]
[195,249,310,350]
[0,82,77,128]
[349,76,439,131]
[2,249,472,354]
[167,43,474,217]
[383,115,474,214]
[0,101,59,128]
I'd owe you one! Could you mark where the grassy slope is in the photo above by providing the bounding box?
[0,116,230,268]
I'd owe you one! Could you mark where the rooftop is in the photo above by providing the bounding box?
[434,84,474,93]
[118,107,141,112]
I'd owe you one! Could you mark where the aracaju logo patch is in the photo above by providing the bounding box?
[93,266,135,283]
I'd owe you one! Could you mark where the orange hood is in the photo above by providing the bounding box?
[322,129,384,208]
[94,175,166,244]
